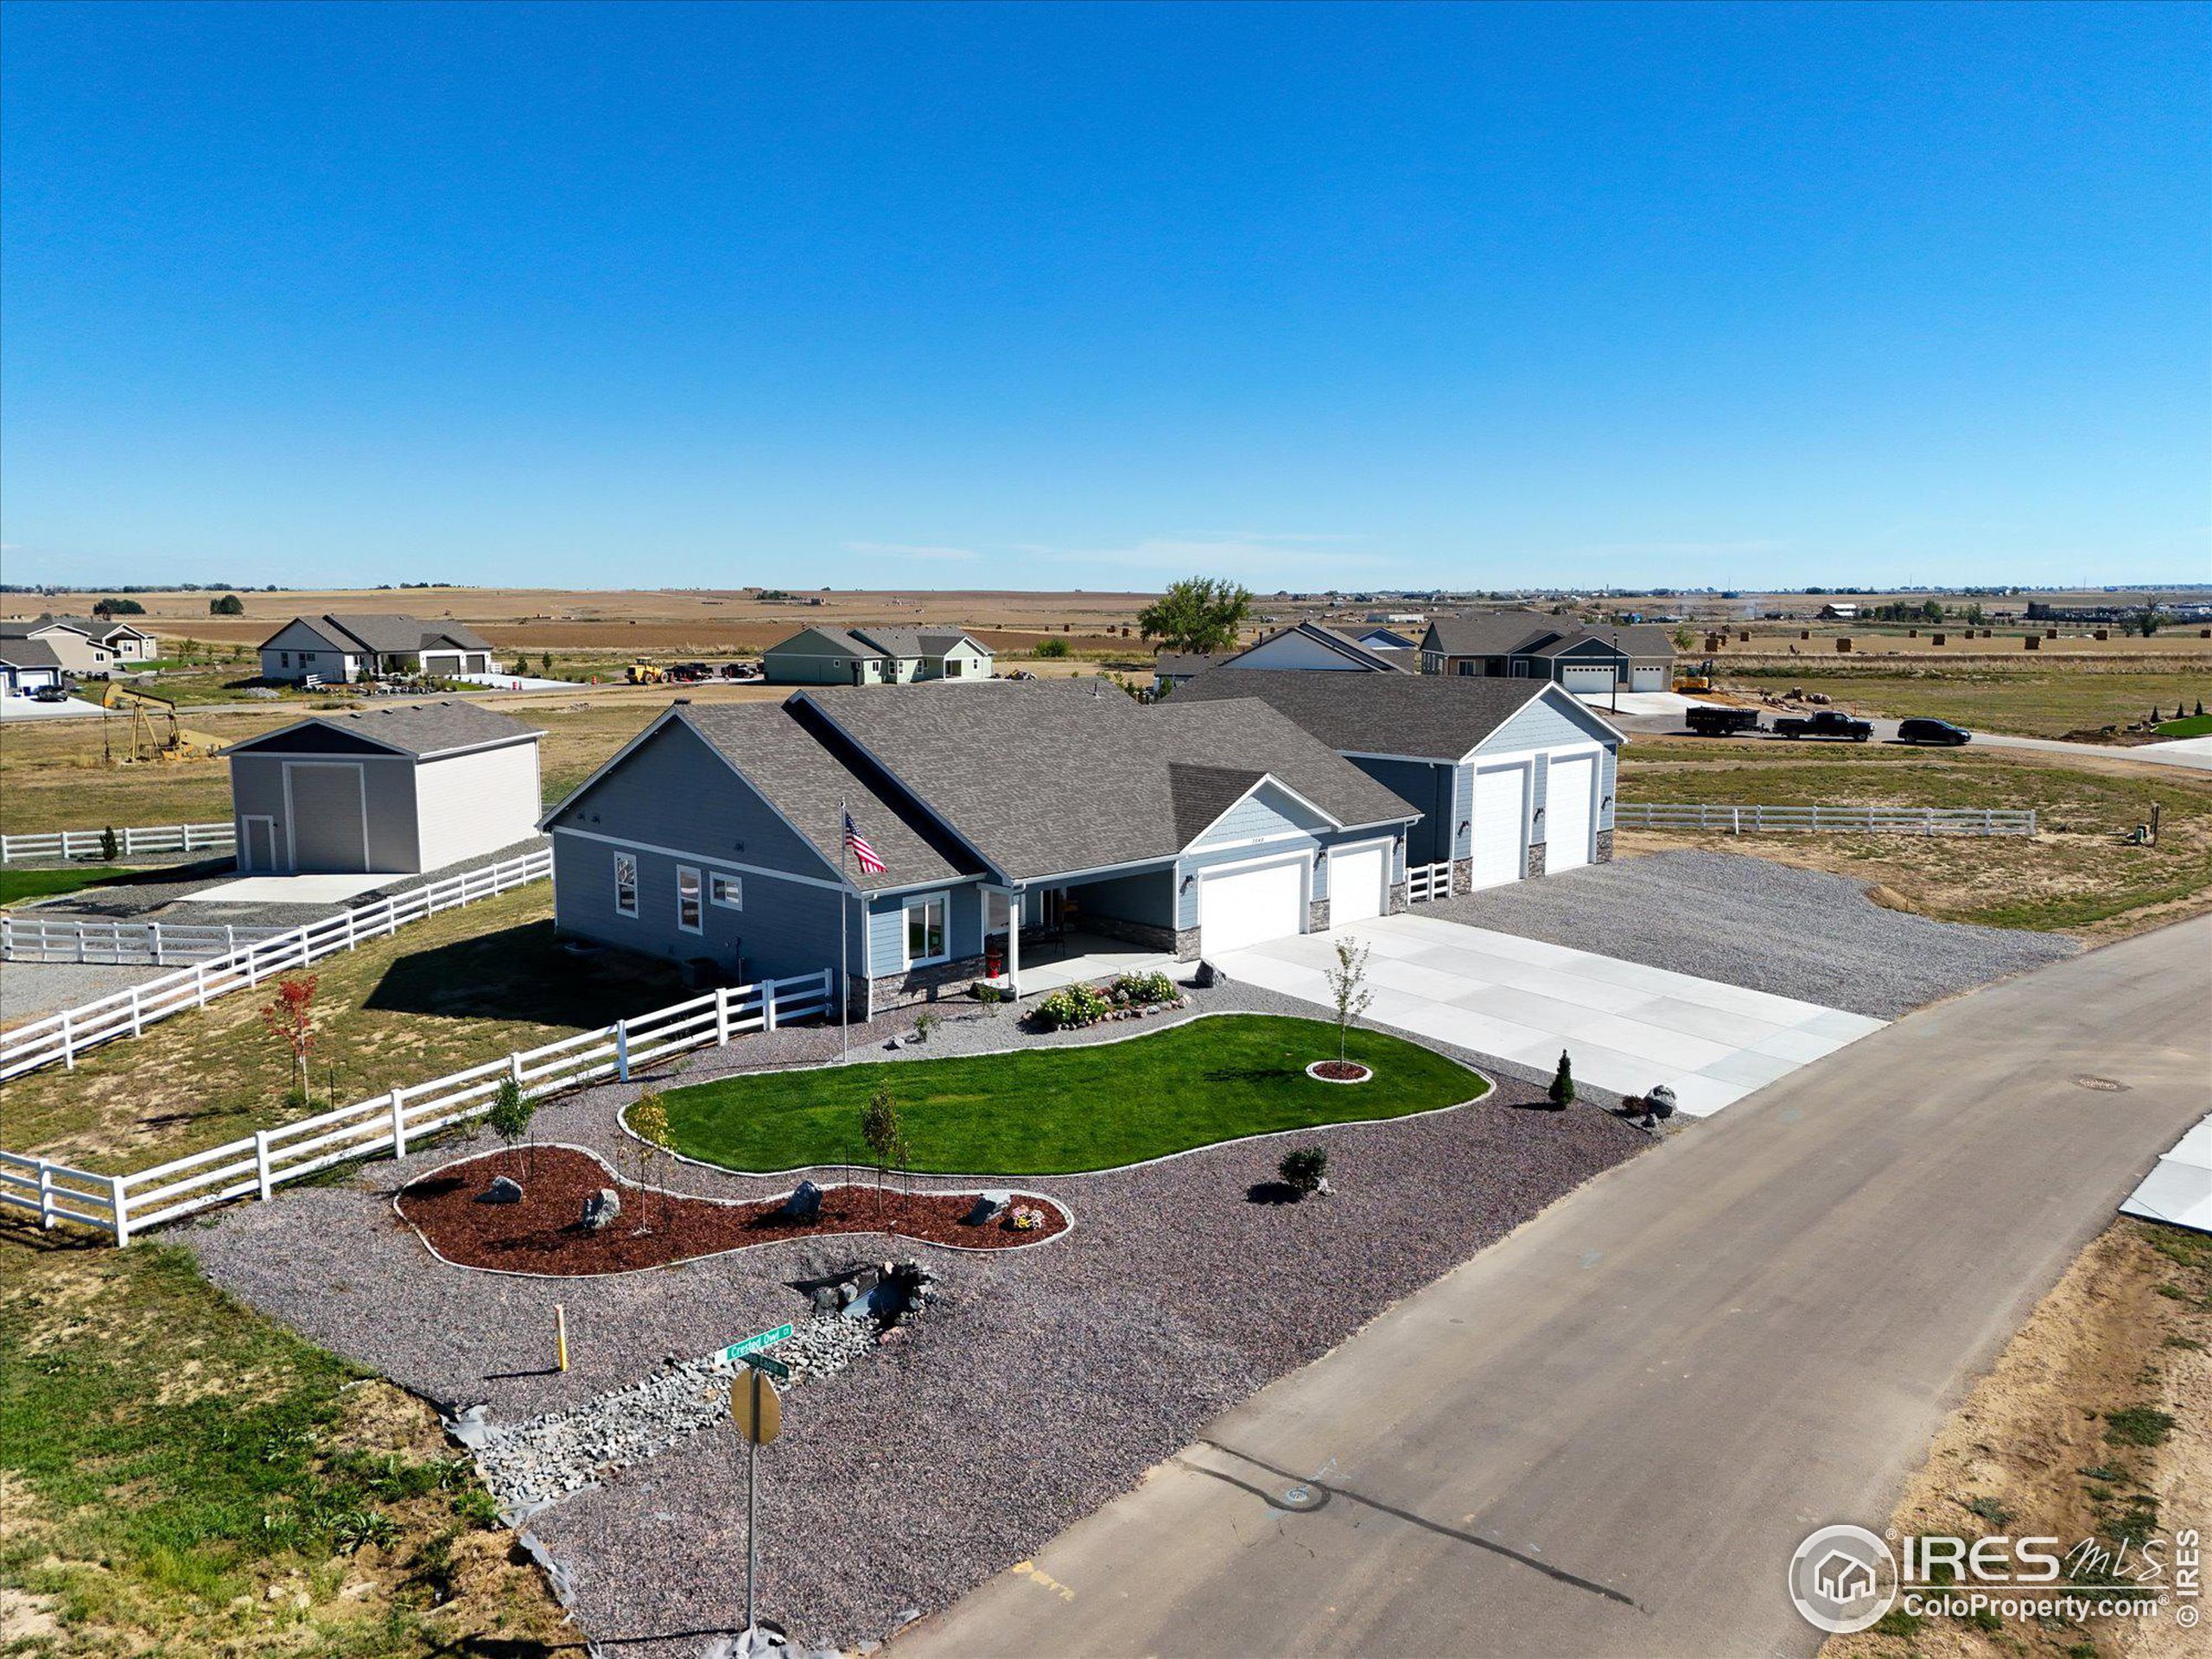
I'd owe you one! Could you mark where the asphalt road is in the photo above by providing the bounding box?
[898,917,2212,1659]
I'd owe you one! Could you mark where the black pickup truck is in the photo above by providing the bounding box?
[1771,709,1873,741]
[1684,705,1764,736]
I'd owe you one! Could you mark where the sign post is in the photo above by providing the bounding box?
[729,1367,784,1652]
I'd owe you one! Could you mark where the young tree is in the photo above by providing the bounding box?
[628,1091,672,1231]
[100,825,119,862]
[2137,607,2161,638]
[540,651,553,676]
[1324,937,1374,1063]
[1670,625,1696,654]
[209,593,246,615]
[1137,576,1253,655]
[859,1086,905,1224]
[486,1075,538,1179]
[1547,1050,1575,1110]
[258,976,320,1106]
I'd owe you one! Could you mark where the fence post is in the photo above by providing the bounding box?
[194,961,210,1008]
[615,1020,631,1083]
[391,1089,409,1160]
[109,1174,130,1247]
[181,823,194,853]
[60,1010,74,1071]
[715,986,732,1046]
[509,1052,525,1093]
[345,909,358,952]
[39,1160,55,1230]
[128,987,144,1039]
[1731,807,1740,836]
[254,1130,274,1200]
[762,978,779,1033]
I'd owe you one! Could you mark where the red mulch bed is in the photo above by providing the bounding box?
[1309,1060,1372,1082]
[394,1146,1068,1275]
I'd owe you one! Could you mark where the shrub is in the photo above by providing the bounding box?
[1547,1051,1575,1109]
[1279,1145,1329,1197]
[2103,1407,2175,1447]
[913,1010,940,1042]
[1033,637,1071,658]
[1033,982,1113,1029]
[1110,970,1177,1005]
[100,825,119,861]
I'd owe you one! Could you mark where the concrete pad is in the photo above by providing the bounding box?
[181,873,397,904]
[1217,911,1887,1118]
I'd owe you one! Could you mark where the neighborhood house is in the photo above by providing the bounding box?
[0,638,67,697]
[543,680,1419,1014]
[256,613,499,683]
[0,616,123,677]
[761,625,993,685]
[1418,611,1675,692]
[223,701,543,874]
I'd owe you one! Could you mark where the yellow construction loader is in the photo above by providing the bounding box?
[625,663,668,684]
[1672,658,1719,694]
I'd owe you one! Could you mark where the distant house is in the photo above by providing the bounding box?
[41,614,158,663]
[1419,612,1675,695]
[1351,624,1423,652]
[0,639,67,696]
[760,626,992,685]
[1176,669,1624,887]
[0,618,118,677]
[1817,602,1859,620]
[543,681,1417,1014]
[257,614,497,683]
[222,701,543,874]
[1217,620,1415,674]
[1150,651,1239,693]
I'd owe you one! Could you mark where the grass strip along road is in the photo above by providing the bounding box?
[655,1014,1489,1175]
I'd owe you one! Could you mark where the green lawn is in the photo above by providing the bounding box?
[0,865,140,906]
[653,1014,1489,1176]
[2156,714,2212,739]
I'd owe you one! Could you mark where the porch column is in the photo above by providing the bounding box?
[1001,886,1021,999]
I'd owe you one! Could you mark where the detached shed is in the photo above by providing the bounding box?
[224,702,543,875]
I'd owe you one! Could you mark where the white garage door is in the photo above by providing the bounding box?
[1198,859,1306,956]
[1330,843,1387,925]
[1560,664,1614,696]
[1631,665,1665,691]
[1471,765,1527,889]
[1546,754,1595,873]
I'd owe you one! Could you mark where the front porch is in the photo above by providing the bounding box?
[982,929,1183,999]
[982,868,1185,1001]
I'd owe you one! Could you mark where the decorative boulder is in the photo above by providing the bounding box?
[964,1189,1013,1227]
[779,1180,823,1224]
[1192,960,1217,989]
[1643,1084,1677,1124]
[479,1175,524,1205]
[582,1187,621,1230]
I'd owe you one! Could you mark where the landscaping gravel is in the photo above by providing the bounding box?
[1427,849,2080,1019]
[0,959,172,1025]
[181,980,1646,1656]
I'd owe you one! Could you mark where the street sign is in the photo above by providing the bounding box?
[729,1369,783,1446]
[741,1351,791,1381]
[719,1324,793,1365]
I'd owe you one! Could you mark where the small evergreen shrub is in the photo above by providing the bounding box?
[1279,1145,1329,1197]
[1547,1050,1575,1109]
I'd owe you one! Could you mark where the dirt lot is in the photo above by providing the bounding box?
[1617,741,2212,938]
[1715,660,2212,740]
[1824,1219,2210,1659]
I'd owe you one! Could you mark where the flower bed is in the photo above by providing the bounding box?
[394,1146,1068,1275]
[1030,971,1187,1031]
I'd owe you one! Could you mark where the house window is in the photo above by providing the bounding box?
[709,872,743,910]
[280,652,291,667]
[613,852,639,917]
[1456,659,1474,676]
[677,866,702,933]
[904,893,949,967]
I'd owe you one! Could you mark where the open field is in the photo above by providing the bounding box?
[1617,741,2212,936]
[658,1014,1489,1175]
[1713,661,2212,739]
[1824,1218,2209,1659]
[2,884,686,1171]
[0,1236,561,1657]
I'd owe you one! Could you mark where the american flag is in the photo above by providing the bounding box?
[842,809,887,875]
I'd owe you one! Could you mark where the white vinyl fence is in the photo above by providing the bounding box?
[2,915,288,966]
[0,969,833,1244]
[1406,861,1452,904]
[0,822,234,863]
[1614,804,2037,837]
[0,847,553,1081]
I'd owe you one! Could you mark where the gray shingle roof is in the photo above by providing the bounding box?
[264,613,496,655]
[226,699,540,759]
[1173,668,1573,761]
[0,619,90,641]
[1420,611,1563,657]
[797,680,1416,881]
[848,626,979,659]
[1154,651,1236,679]
[0,638,65,670]
[42,614,152,642]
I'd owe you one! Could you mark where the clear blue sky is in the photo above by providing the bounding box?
[3,2,2205,593]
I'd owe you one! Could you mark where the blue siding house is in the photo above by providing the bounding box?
[543,681,1419,1019]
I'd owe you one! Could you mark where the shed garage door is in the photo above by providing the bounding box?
[1560,664,1614,696]
[286,763,367,873]
[1198,859,1306,955]
[1330,842,1387,925]
[1546,754,1595,873]
[1471,765,1527,889]
[1631,665,1665,691]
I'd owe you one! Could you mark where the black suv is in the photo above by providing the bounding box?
[1897,717,1971,747]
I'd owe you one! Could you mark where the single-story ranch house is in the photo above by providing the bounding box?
[0,617,120,677]
[0,638,67,696]
[224,701,543,874]
[762,626,992,686]
[257,614,498,684]
[543,681,1418,1014]
[41,613,159,662]
[1178,670,1621,887]
[1420,612,1675,693]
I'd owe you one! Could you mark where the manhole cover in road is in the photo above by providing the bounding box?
[2074,1075,2130,1093]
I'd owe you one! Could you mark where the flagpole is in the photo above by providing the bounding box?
[839,797,851,1063]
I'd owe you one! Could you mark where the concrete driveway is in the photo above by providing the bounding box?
[1217,912,1885,1116]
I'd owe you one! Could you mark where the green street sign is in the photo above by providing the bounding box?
[719,1324,794,1365]
[741,1351,791,1381]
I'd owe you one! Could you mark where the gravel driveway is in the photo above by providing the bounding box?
[181,982,1646,1654]
[1427,849,2078,1020]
